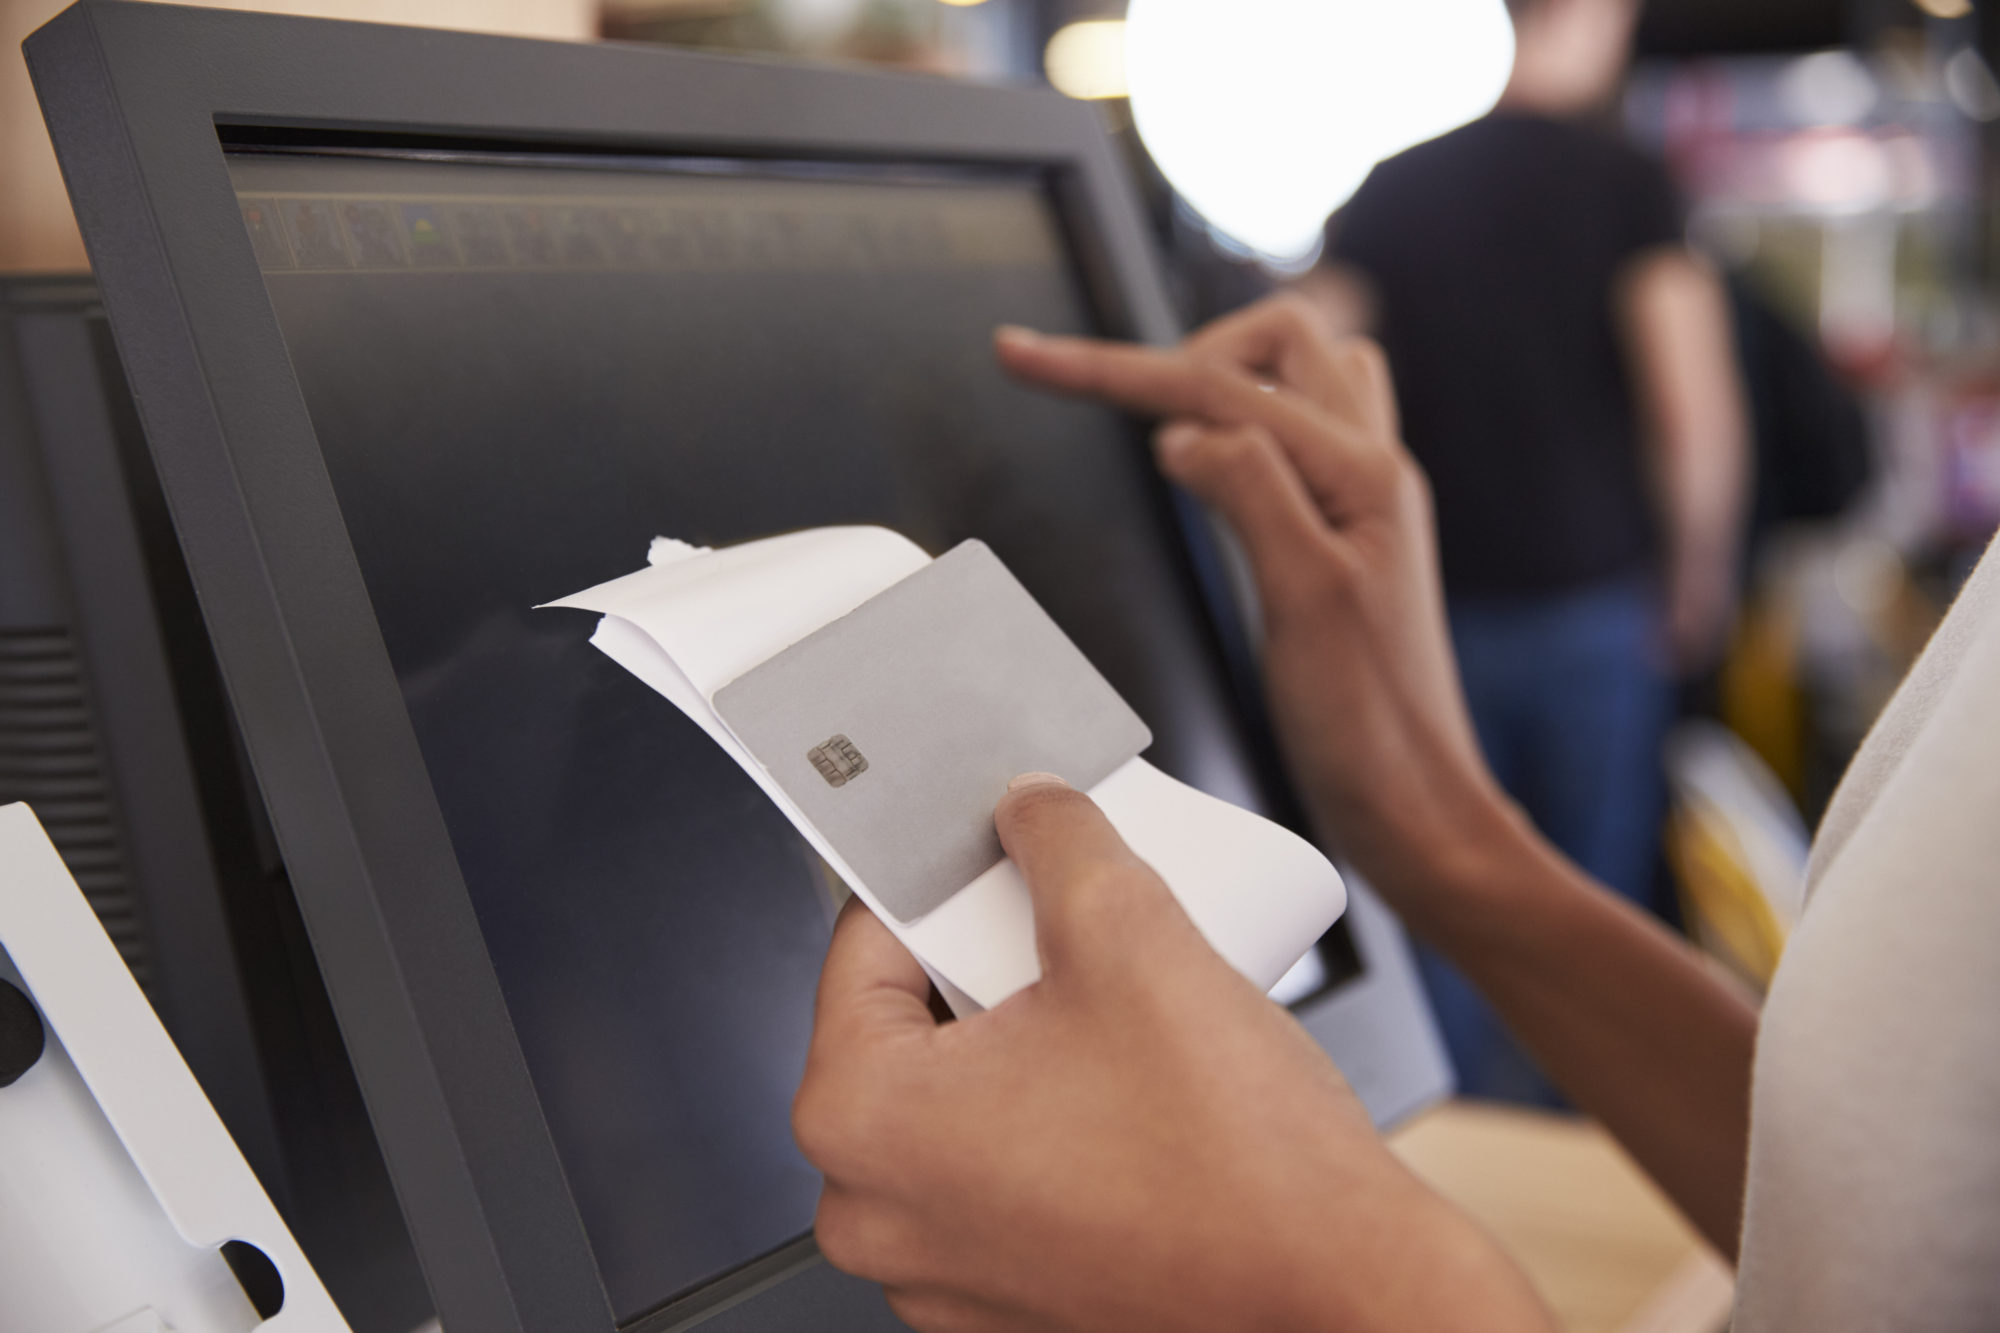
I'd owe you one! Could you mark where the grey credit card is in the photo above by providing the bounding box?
[713,540,1151,924]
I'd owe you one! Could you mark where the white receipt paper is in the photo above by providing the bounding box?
[543,526,1345,1015]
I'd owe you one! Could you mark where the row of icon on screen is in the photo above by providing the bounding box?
[236,195,969,274]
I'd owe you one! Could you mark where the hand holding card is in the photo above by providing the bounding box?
[544,527,1344,1014]
[714,541,1152,925]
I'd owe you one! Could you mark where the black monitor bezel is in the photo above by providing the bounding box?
[27,7,1450,1331]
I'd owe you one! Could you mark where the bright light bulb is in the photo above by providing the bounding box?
[1126,0,1515,264]
[1045,20,1128,100]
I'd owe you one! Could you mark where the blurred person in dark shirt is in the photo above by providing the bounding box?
[1305,0,1749,1102]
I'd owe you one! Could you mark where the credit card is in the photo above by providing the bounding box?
[713,540,1151,923]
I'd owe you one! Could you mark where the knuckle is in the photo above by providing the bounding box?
[1269,292,1322,342]
[1074,858,1137,900]
[1166,426,1252,489]
[1334,332,1387,367]
[1373,446,1427,506]
[1064,859,1168,937]
[818,1195,930,1290]
[790,1075,847,1171]
[1191,364,1245,420]
[1392,449,1431,502]
[813,1194,876,1276]
[1288,548,1363,619]
[1269,288,1314,318]
[1207,423,1270,468]
[792,1068,896,1177]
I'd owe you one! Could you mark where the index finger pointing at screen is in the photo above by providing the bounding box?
[994,326,1315,434]
[992,325,1376,488]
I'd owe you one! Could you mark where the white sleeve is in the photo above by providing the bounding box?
[1735,536,2000,1333]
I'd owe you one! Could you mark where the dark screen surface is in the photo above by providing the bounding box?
[228,149,1333,1323]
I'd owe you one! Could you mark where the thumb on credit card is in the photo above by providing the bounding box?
[992,772,1206,990]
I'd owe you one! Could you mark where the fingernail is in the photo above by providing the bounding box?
[995,324,1043,349]
[1008,771,1069,791]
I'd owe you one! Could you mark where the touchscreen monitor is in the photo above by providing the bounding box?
[228,148,1358,1321]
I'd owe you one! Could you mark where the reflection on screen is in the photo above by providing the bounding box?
[230,149,1338,1322]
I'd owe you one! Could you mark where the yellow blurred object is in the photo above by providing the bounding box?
[1718,595,1806,802]
[1666,805,1789,988]
[1910,0,1971,19]
[936,0,989,6]
[1663,719,1808,991]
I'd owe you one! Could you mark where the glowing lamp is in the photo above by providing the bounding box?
[1126,0,1515,265]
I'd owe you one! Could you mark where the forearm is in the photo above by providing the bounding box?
[1621,248,1750,649]
[1655,419,1745,600]
[1408,795,1756,1259]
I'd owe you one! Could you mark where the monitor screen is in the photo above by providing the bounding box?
[227,149,1354,1323]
